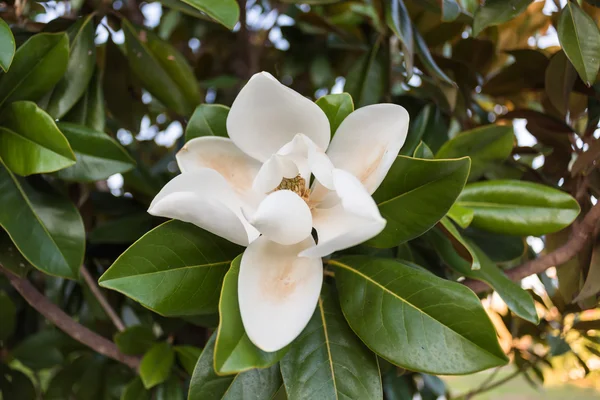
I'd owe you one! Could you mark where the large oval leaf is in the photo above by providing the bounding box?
[558,1,600,85]
[179,0,240,30]
[368,156,470,248]
[0,161,84,279]
[0,18,15,71]
[55,122,135,182]
[280,283,382,400]
[99,220,243,316]
[0,32,69,107]
[140,343,174,389]
[214,255,287,375]
[46,14,96,119]
[331,256,508,374]
[456,180,580,236]
[0,101,76,176]
[315,93,354,137]
[185,104,229,142]
[63,69,105,132]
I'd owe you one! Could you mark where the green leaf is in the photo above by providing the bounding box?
[185,104,229,141]
[545,50,577,116]
[0,161,84,279]
[122,19,200,116]
[573,241,600,303]
[0,18,15,71]
[175,346,202,375]
[46,15,96,119]
[63,68,105,132]
[330,256,508,374]
[437,217,480,270]
[386,0,413,78]
[414,28,454,86]
[421,0,462,22]
[140,343,175,389]
[89,213,154,244]
[188,333,235,399]
[114,325,155,355]
[368,156,470,248]
[316,93,354,137]
[346,41,384,107]
[0,32,69,107]
[0,367,36,400]
[214,256,287,375]
[436,125,514,181]
[446,203,474,229]
[0,101,76,176]
[412,141,434,159]
[54,122,135,182]
[401,105,433,156]
[99,220,243,316]
[156,376,184,400]
[463,228,525,263]
[382,369,414,400]
[558,1,600,85]
[12,330,66,370]
[0,291,15,341]
[280,283,382,400]
[0,230,32,277]
[179,0,240,30]
[473,0,533,36]
[456,180,580,236]
[122,377,151,400]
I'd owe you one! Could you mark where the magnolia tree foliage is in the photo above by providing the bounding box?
[1,0,600,399]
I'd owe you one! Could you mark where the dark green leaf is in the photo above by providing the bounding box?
[545,50,577,116]
[0,291,15,341]
[0,367,36,400]
[573,241,600,303]
[188,333,235,399]
[99,220,243,316]
[401,105,431,156]
[437,217,480,270]
[0,101,76,176]
[0,18,15,71]
[63,68,105,132]
[174,345,202,375]
[436,125,514,181]
[0,230,32,277]
[55,122,135,182]
[89,213,154,244]
[12,330,65,370]
[214,256,286,375]
[316,93,354,137]
[114,325,155,355]
[178,0,240,30]
[414,28,454,86]
[346,41,384,107]
[140,342,174,389]
[463,228,525,263]
[185,104,229,141]
[280,283,382,400]
[473,0,533,36]
[46,14,96,119]
[558,1,600,85]
[386,0,413,77]
[368,155,470,248]
[0,161,84,279]
[122,377,151,400]
[382,369,414,400]
[221,364,282,400]
[456,180,580,236]
[331,256,508,374]
[548,335,571,356]
[156,376,184,400]
[0,32,68,107]
[412,141,434,159]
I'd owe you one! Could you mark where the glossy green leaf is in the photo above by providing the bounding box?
[0,162,84,279]
[280,283,382,400]
[382,369,414,400]
[55,122,135,182]
[0,101,76,176]
[368,156,470,248]
[412,141,434,159]
[175,346,203,375]
[331,256,508,374]
[436,125,513,181]
[456,180,580,236]
[316,93,354,137]
[0,32,68,107]
[0,230,32,277]
[473,0,533,36]
[63,69,105,132]
[185,104,229,141]
[12,330,66,370]
[179,0,240,30]
[89,213,154,244]
[545,50,577,116]
[0,18,15,71]
[46,15,96,119]
[346,41,384,107]
[414,28,454,86]
[220,365,282,400]
[446,203,474,228]
[99,220,243,316]
[122,377,151,400]
[438,217,480,270]
[401,105,433,156]
[421,0,461,21]
[140,343,175,389]
[122,19,200,116]
[188,333,235,399]
[157,376,184,400]
[0,291,15,341]
[114,325,155,355]
[558,1,600,85]
[463,228,525,263]
[386,0,413,78]
[214,256,286,375]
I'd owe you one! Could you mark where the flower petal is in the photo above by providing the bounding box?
[227,72,330,162]
[300,169,386,258]
[176,137,262,207]
[148,169,259,246]
[239,236,323,352]
[325,104,409,194]
[252,154,299,194]
[247,190,312,245]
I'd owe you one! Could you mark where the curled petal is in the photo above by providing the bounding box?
[252,154,299,194]
[239,236,323,352]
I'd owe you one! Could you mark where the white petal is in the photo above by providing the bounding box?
[278,134,335,189]
[326,104,409,194]
[148,169,259,246]
[248,190,312,245]
[227,72,330,162]
[239,236,323,352]
[176,137,262,207]
[300,169,386,258]
[252,154,299,194]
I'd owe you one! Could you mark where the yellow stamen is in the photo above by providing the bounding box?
[274,175,310,202]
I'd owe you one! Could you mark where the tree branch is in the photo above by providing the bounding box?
[463,202,600,293]
[81,263,126,332]
[0,265,140,370]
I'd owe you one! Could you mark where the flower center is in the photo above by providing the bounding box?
[275,175,310,202]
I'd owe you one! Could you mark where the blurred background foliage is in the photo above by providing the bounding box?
[1,0,600,399]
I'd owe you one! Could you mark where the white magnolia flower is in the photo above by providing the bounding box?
[148,72,409,352]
